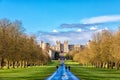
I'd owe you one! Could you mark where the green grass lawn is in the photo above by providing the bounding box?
[65,60,120,80]
[0,60,120,80]
[71,66,120,80]
[0,66,56,80]
[46,60,61,66]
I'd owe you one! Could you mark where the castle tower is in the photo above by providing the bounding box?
[56,40,61,51]
[87,40,91,48]
[40,41,43,48]
[64,41,69,52]
[40,41,46,50]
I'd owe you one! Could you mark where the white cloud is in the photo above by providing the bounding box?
[77,29,82,32]
[104,27,109,30]
[52,29,58,32]
[90,27,97,30]
[37,31,93,45]
[80,15,120,24]
[38,15,120,45]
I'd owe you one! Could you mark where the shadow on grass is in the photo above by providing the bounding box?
[76,75,120,80]
[0,77,43,80]
[71,66,120,80]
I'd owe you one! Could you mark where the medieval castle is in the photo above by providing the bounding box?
[40,40,90,59]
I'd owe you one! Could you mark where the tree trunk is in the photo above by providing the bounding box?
[16,61,19,68]
[0,58,4,69]
[6,60,10,69]
[23,61,25,68]
[110,62,114,69]
[0,60,1,69]
[115,62,119,70]
[100,62,103,68]
[25,61,28,68]
[20,61,22,68]
[102,63,105,68]
[12,61,15,68]
[107,62,110,69]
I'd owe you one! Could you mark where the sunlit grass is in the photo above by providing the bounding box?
[0,66,56,80]
[66,61,120,80]
[46,60,61,66]
[65,60,79,64]
[71,66,120,80]
[0,60,120,80]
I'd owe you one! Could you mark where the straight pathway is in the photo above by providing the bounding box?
[46,63,80,80]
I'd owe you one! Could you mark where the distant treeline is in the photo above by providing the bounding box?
[69,29,120,70]
[0,19,50,69]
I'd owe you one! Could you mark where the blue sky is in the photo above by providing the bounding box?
[0,0,120,45]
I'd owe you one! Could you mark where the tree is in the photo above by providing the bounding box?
[112,29,120,70]
[0,18,50,69]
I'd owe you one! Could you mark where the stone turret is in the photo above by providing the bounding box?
[64,41,69,52]
[56,40,61,51]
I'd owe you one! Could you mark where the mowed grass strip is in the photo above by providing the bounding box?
[46,60,61,66]
[65,60,120,80]
[71,66,120,80]
[0,60,120,80]
[0,66,56,80]
[70,65,120,80]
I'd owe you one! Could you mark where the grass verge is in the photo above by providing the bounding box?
[0,60,120,80]
[0,66,56,80]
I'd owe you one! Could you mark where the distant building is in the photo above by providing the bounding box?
[40,41,42,47]
[74,44,80,51]
[56,41,61,51]
[55,40,69,53]
[48,50,55,59]
[41,42,47,50]
[68,45,74,51]
[60,44,64,52]
[86,40,91,48]
[40,41,50,50]
[40,40,88,59]
[64,41,69,52]
[50,46,56,50]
